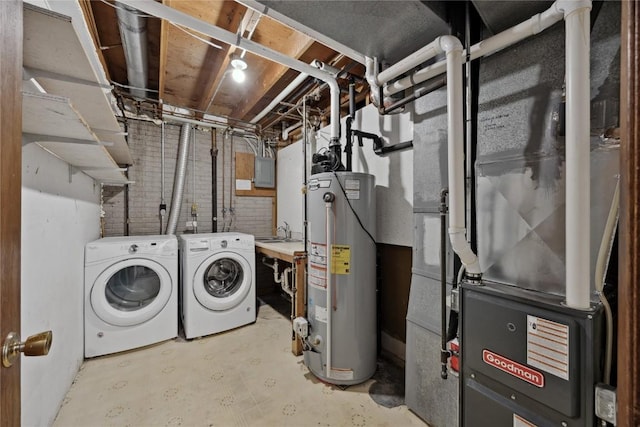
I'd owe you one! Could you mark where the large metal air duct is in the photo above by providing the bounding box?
[116,2,148,99]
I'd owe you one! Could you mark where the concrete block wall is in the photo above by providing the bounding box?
[103,120,273,238]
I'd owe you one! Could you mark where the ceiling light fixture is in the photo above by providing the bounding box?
[230,54,247,83]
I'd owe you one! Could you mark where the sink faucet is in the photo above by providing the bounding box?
[277,222,291,240]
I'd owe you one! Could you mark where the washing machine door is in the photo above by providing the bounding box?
[91,258,173,327]
[193,252,252,311]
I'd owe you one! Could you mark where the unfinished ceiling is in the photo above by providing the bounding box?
[80,0,552,144]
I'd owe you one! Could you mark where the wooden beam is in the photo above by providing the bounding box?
[619,1,640,425]
[0,1,22,424]
[230,17,315,120]
[78,0,112,81]
[293,255,306,356]
[197,2,246,113]
[158,0,170,103]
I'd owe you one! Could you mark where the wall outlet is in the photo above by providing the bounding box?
[293,317,308,338]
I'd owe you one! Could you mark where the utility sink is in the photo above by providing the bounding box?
[255,237,302,243]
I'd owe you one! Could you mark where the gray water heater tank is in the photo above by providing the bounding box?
[304,171,377,385]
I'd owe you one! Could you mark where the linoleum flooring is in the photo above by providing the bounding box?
[54,300,425,426]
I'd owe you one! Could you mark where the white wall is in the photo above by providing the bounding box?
[21,143,101,427]
[277,103,414,246]
[276,142,304,238]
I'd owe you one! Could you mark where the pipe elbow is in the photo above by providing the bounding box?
[555,0,592,17]
[448,229,481,275]
[365,56,381,106]
[438,35,463,54]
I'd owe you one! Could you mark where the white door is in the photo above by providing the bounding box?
[91,258,173,326]
[193,252,252,311]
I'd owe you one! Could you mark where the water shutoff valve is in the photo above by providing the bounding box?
[293,317,309,339]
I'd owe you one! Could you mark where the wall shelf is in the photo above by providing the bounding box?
[22,4,132,185]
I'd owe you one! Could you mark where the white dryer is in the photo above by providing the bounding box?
[84,235,178,357]
[180,233,256,339]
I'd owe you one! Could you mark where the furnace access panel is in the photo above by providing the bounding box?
[460,282,603,427]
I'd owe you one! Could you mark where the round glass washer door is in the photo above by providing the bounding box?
[91,258,172,327]
[193,252,252,311]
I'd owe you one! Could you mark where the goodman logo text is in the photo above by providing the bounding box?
[482,350,544,388]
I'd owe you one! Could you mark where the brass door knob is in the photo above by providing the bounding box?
[2,330,52,368]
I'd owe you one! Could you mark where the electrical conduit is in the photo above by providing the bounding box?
[165,123,192,234]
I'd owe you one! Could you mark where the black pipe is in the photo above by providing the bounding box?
[348,79,356,117]
[123,120,130,236]
[124,183,130,236]
[381,75,447,115]
[345,79,356,172]
[211,131,218,232]
[376,140,413,155]
[440,188,450,379]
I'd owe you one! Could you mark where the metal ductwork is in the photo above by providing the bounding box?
[116,2,148,100]
[165,124,192,235]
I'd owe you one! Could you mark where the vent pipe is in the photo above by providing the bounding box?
[560,0,592,309]
[116,2,149,100]
[165,123,192,235]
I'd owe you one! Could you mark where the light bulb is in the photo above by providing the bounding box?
[230,57,247,71]
[232,68,246,83]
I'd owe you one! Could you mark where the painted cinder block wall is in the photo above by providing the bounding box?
[102,120,273,238]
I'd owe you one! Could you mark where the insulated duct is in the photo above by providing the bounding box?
[165,123,192,235]
[115,2,148,100]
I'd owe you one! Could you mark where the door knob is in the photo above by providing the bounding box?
[2,330,52,368]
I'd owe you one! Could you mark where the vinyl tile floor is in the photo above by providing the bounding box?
[54,302,426,427]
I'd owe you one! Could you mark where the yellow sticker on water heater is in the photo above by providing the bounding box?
[331,245,351,275]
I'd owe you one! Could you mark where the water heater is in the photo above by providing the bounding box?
[302,171,376,385]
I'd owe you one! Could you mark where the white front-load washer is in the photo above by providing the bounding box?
[84,235,178,357]
[180,232,256,339]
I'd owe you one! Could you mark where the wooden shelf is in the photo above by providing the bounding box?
[22,91,128,184]
[22,4,132,184]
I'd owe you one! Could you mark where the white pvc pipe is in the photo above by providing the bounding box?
[442,36,481,276]
[383,2,565,98]
[282,122,302,140]
[251,72,308,124]
[563,0,592,309]
[376,38,443,85]
[325,200,334,379]
[118,0,341,141]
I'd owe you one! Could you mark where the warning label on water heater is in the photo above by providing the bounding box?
[526,315,569,380]
[330,245,351,275]
[309,242,327,266]
[308,263,326,290]
[329,367,354,381]
[344,179,360,199]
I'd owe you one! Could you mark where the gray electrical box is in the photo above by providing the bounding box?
[254,157,275,188]
[460,282,603,426]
